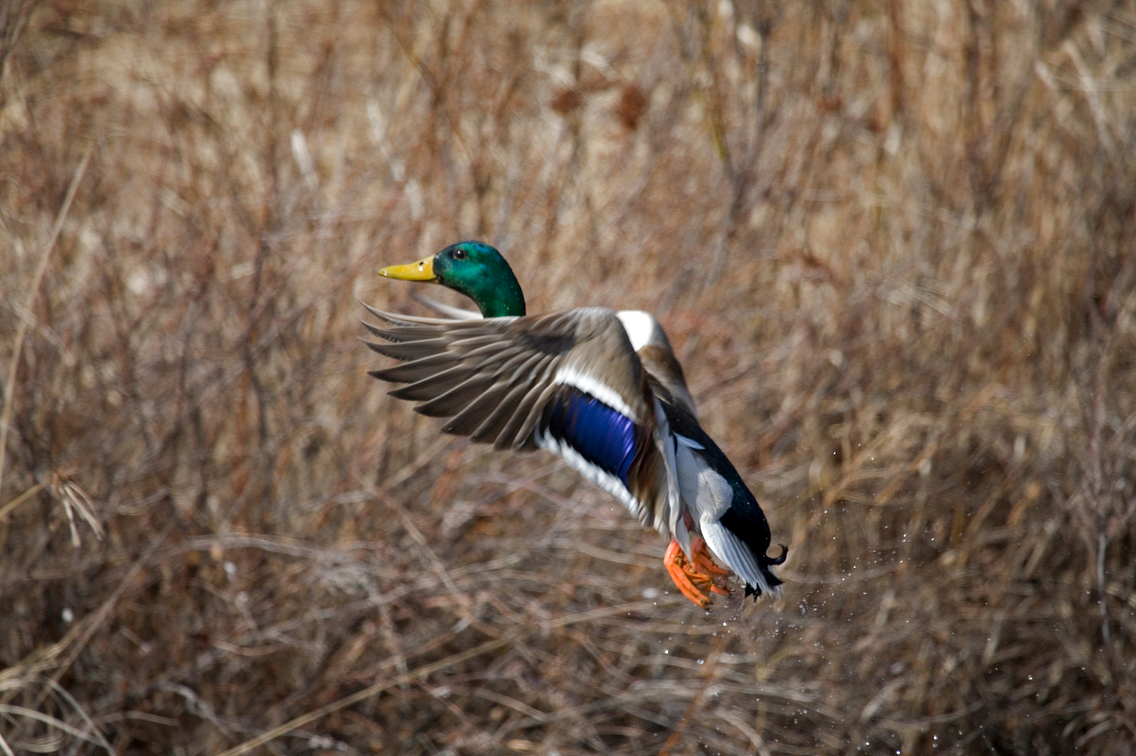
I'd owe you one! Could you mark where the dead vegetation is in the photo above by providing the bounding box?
[1,0,1135,753]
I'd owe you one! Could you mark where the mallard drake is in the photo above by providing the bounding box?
[363,241,785,607]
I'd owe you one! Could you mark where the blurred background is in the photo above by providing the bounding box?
[2,0,1135,753]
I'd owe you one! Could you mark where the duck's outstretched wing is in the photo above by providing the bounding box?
[362,305,681,535]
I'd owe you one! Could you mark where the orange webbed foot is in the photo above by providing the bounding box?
[663,538,733,608]
[690,536,731,597]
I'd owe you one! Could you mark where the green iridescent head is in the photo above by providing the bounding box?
[378,241,526,318]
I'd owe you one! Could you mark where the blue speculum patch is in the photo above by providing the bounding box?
[548,389,638,483]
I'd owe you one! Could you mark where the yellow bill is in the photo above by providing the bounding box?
[378,257,436,282]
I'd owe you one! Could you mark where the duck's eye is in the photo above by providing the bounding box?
[453,248,466,260]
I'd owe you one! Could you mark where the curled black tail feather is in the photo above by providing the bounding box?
[743,544,788,599]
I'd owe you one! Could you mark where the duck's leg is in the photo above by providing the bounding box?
[689,536,732,596]
[664,540,712,608]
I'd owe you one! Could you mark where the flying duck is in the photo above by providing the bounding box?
[362,241,785,607]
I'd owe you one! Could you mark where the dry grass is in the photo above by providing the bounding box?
[2,0,1135,753]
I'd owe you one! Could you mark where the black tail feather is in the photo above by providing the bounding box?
[743,544,788,599]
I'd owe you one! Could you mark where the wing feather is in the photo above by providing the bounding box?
[363,305,682,535]
[701,520,783,598]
